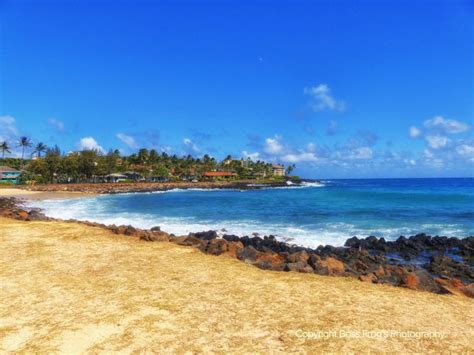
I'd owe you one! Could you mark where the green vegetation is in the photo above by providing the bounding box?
[0,139,293,184]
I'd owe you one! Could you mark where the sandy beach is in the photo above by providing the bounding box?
[0,217,473,353]
[0,188,94,200]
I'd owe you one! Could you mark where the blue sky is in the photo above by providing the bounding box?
[1,0,473,178]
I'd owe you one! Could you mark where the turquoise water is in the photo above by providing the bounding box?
[31,178,474,248]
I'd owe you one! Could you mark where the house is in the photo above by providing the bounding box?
[0,166,21,184]
[272,164,285,176]
[105,173,128,183]
[170,168,197,181]
[202,171,237,179]
[123,171,144,181]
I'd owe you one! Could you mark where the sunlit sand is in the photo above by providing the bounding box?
[1,218,472,352]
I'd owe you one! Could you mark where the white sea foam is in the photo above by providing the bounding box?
[301,181,325,187]
[27,198,352,247]
[27,194,468,249]
[258,181,326,190]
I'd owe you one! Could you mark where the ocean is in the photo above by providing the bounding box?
[29,178,474,248]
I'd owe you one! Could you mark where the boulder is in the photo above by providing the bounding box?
[237,246,259,263]
[309,255,345,276]
[26,210,48,221]
[170,235,189,244]
[461,283,474,298]
[378,266,440,293]
[18,210,29,220]
[200,238,229,255]
[190,230,218,240]
[374,266,385,278]
[284,261,313,273]
[378,265,408,286]
[178,236,206,248]
[149,231,170,242]
[140,230,169,242]
[434,278,473,297]
[353,260,370,272]
[222,234,241,242]
[427,255,474,283]
[344,236,360,248]
[255,260,285,271]
[123,225,137,236]
[255,250,285,266]
[286,251,310,264]
[226,241,244,258]
[402,273,420,290]
[359,273,377,283]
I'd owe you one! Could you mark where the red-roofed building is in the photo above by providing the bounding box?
[202,171,237,179]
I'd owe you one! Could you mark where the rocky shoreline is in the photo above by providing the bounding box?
[1,197,472,297]
[15,180,290,194]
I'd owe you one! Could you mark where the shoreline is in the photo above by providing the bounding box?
[0,188,95,200]
[0,180,291,200]
[1,196,472,297]
[5,179,292,195]
[2,216,473,352]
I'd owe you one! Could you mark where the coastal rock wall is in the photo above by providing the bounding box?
[17,180,289,194]
[1,197,472,297]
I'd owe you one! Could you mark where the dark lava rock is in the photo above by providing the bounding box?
[237,246,259,263]
[199,238,229,255]
[178,236,206,247]
[427,255,474,283]
[25,209,49,221]
[222,234,241,242]
[190,230,218,240]
[284,261,313,273]
[286,251,310,264]
[123,225,137,236]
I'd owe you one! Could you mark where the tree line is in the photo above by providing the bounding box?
[0,137,294,184]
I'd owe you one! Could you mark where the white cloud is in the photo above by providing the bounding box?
[242,151,260,161]
[116,133,138,149]
[304,84,346,112]
[183,138,200,153]
[425,135,451,149]
[0,115,19,141]
[307,143,317,152]
[423,149,434,158]
[456,144,474,159]
[424,116,469,134]
[281,152,317,163]
[428,158,444,168]
[48,118,65,132]
[78,137,105,153]
[409,126,422,138]
[346,147,373,160]
[264,135,284,155]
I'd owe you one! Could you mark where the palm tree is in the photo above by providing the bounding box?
[286,164,296,175]
[33,142,47,158]
[17,136,32,160]
[0,141,11,158]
